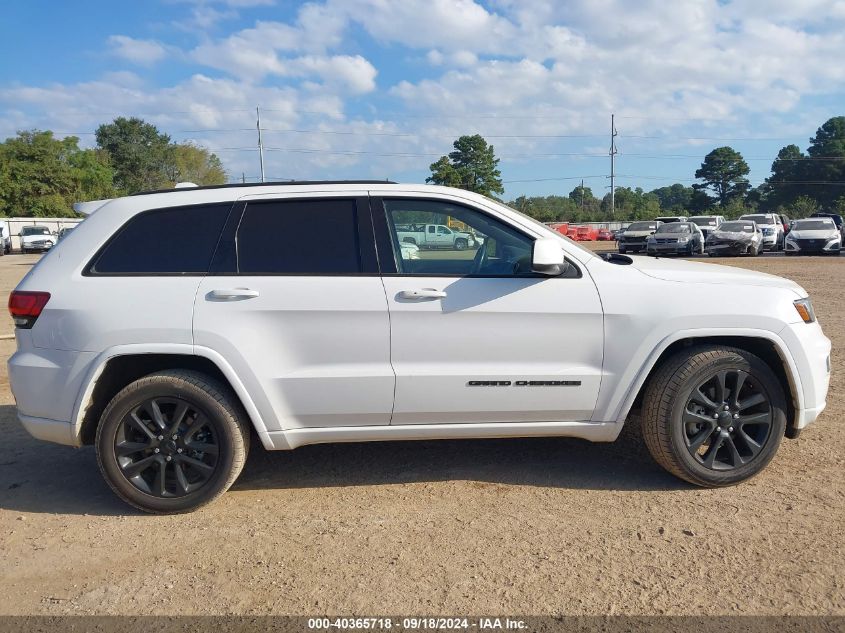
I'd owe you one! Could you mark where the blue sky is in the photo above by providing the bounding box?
[1,0,844,199]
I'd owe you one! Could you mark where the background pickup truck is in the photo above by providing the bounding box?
[396,223,474,249]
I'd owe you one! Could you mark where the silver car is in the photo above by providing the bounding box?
[785,218,842,255]
[706,220,763,257]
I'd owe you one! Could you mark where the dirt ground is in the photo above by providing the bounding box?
[0,249,842,616]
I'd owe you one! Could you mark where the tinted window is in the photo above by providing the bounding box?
[91,203,231,274]
[384,199,534,276]
[237,199,360,274]
[657,223,691,234]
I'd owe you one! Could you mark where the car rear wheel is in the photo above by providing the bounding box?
[96,370,250,514]
[641,346,786,487]
[454,238,468,250]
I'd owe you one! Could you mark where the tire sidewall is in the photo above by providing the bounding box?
[96,377,241,513]
[667,352,787,485]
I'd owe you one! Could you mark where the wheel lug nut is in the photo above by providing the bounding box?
[157,435,164,441]
[713,414,719,419]
[177,448,183,453]
[729,427,734,432]
[165,455,172,462]
[154,448,160,453]
[723,405,729,411]
[733,413,739,419]
[172,434,178,440]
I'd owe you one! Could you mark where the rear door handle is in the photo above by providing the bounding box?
[399,288,447,300]
[209,288,260,300]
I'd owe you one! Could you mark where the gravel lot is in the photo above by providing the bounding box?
[0,249,842,616]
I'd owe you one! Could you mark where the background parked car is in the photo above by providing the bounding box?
[810,212,845,241]
[647,221,704,256]
[597,228,614,241]
[780,214,792,235]
[618,220,661,254]
[19,225,56,253]
[785,217,842,255]
[654,215,688,224]
[57,226,75,242]
[738,213,784,251]
[688,215,725,241]
[706,220,762,257]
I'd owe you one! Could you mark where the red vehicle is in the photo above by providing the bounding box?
[597,228,614,241]
[570,226,599,241]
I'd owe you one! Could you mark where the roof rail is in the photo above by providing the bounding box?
[130,180,397,196]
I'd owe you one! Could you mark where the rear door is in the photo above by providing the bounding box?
[193,193,394,431]
[373,195,604,425]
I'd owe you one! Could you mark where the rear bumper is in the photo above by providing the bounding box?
[8,343,94,447]
[17,414,75,445]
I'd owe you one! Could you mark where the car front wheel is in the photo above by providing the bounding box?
[641,346,786,487]
[96,370,250,514]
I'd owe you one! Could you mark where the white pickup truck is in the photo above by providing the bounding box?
[396,223,474,250]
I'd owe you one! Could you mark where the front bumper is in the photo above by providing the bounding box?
[707,241,753,255]
[647,242,690,254]
[785,238,840,254]
[779,321,831,430]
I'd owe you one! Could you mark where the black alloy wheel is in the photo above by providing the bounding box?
[682,369,773,470]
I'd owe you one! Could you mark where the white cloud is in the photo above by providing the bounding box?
[107,35,168,66]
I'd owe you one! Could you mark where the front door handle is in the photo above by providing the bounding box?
[209,288,260,300]
[399,288,447,300]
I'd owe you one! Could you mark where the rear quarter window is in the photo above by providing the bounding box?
[89,202,232,275]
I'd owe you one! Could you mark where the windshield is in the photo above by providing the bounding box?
[741,215,774,225]
[655,217,684,223]
[719,222,754,233]
[627,222,658,231]
[22,227,50,236]
[689,217,718,227]
[656,223,690,234]
[794,219,836,231]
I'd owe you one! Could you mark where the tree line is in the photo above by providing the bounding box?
[0,117,226,217]
[427,117,845,222]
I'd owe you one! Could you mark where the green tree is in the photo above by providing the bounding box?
[427,134,504,198]
[805,116,845,207]
[0,130,116,217]
[166,143,227,186]
[693,146,751,206]
[650,183,694,212]
[763,144,806,210]
[95,117,173,194]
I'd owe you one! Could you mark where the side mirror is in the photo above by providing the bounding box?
[532,238,567,276]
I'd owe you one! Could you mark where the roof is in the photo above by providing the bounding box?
[129,180,397,196]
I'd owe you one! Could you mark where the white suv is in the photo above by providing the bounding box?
[9,182,831,513]
[739,213,784,251]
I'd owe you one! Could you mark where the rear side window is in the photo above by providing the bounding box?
[90,203,231,274]
[236,199,361,274]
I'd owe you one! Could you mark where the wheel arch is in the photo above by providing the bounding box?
[616,332,802,438]
[73,346,273,449]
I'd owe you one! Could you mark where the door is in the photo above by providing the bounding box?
[373,196,604,425]
[193,195,395,431]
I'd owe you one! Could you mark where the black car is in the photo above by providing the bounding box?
[811,212,844,239]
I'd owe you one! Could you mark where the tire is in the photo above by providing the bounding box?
[618,247,627,254]
[96,370,250,514]
[454,238,468,250]
[641,345,786,487]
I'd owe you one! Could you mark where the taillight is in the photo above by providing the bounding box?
[8,291,50,329]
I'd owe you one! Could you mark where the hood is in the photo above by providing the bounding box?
[710,231,754,240]
[622,230,655,238]
[627,255,806,296]
[21,233,53,243]
[789,229,838,240]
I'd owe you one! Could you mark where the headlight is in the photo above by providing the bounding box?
[786,234,797,242]
[794,298,816,323]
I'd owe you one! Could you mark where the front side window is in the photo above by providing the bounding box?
[383,199,534,276]
[90,203,231,274]
[236,198,361,274]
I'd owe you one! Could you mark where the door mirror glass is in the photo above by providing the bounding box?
[532,238,567,276]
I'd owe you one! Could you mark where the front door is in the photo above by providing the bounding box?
[374,196,604,425]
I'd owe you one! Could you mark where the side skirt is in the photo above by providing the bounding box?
[263,421,621,450]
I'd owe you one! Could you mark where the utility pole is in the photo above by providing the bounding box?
[256,105,266,183]
[609,113,618,219]
[241,172,246,184]
[580,178,585,210]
